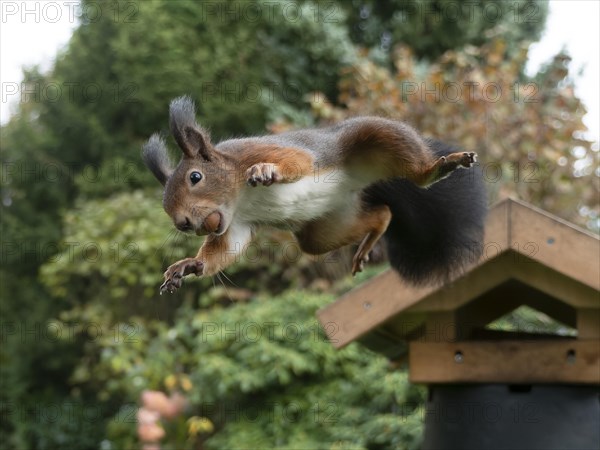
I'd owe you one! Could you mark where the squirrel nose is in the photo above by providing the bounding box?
[175,216,193,232]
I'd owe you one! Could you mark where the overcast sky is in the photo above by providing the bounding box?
[1,1,598,144]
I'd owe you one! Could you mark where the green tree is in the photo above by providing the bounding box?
[340,0,548,62]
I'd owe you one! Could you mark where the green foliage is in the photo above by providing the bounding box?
[340,0,548,62]
[82,290,425,449]
[40,190,191,302]
[488,305,577,337]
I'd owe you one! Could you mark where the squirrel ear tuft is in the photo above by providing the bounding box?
[142,133,173,186]
[169,96,214,161]
[183,125,213,162]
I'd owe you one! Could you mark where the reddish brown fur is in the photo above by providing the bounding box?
[195,229,246,276]
[338,119,473,186]
[162,155,236,232]
[233,144,315,183]
[144,98,480,293]
[295,203,391,257]
[161,222,252,292]
[339,120,435,181]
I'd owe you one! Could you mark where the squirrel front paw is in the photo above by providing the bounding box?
[160,258,204,294]
[246,163,281,187]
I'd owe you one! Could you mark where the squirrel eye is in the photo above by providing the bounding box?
[189,171,203,185]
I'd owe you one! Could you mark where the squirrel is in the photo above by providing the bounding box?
[142,96,487,294]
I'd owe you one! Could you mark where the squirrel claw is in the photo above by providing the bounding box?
[246,163,280,187]
[460,152,477,167]
[159,280,174,294]
[453,151,477,168]
[351,253,369,276]
[160,258,204,294]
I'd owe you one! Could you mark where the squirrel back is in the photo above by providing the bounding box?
[363,139,487,285]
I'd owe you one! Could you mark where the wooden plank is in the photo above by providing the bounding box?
[509,200,600,290]
[577,309,600,339]
[409,340,600,384]
[424,311,458,342]
[407,252,514,313]
[379,312,427,340]
[316,270,436,348]
[511,259,599,309]
[455,288,523,337]
[456,279,577,330]
[408,252,598,314]
[468,328,577,341]
[357,330,408,360]
[481,197,511,254]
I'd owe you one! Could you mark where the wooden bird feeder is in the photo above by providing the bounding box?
[318,198,600,449]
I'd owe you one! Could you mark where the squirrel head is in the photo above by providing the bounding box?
[142,96,239,236]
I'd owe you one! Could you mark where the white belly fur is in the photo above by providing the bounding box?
[235,170,363,227]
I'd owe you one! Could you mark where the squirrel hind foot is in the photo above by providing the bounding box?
[419,151,478,186]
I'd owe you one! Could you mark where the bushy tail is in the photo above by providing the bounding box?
[363,140,487,285]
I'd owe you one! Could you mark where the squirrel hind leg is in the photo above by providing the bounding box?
[413,151,477,187]
[350,205,391,275]
[295,204,391,275]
